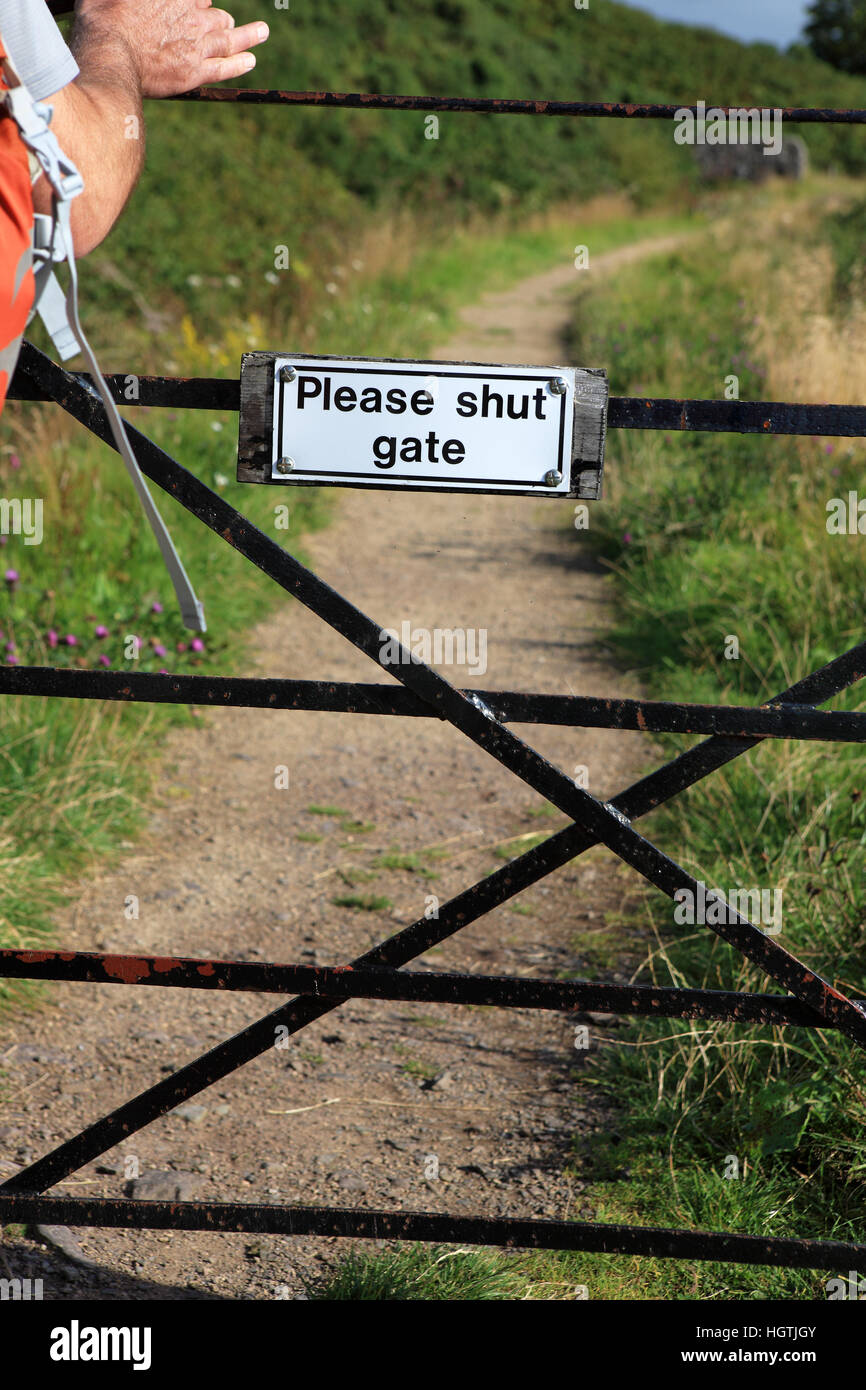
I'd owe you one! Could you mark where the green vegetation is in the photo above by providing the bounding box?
[557,186,866,1299]
[52,0,866,351]
[299,1049,324,1067]
[825,196,866,304]
[306,1244,557,1300]
[332,893,394,912]
[372,848,442,878]
[393,1045,440,1081]
[804,0,866,74]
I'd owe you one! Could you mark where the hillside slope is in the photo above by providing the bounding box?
[52,0,866,343]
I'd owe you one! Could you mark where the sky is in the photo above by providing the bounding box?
[622,0,811,49]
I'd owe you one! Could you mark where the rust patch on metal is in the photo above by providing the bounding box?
[153,957,183,975]
[102,955,153,984]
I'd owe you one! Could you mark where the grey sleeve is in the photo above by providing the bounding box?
[0,0,79,99]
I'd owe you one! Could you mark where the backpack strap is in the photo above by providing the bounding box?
[0,35,36,412]
[0,43,206,634]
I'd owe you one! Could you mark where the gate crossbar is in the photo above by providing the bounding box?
[2,665,866,743]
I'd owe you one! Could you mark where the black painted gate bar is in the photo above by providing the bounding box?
[11,366,866,441]
[4,663,866,742]
[2,948,864,1028]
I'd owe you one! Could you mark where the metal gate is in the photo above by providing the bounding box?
[2,84,866,1276]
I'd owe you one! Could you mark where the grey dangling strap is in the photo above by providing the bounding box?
[53,197,206,633]
[3,55,205,633]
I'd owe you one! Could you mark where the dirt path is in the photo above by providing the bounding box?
[0,236,679,1300]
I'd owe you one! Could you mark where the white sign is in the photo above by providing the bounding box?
[270,356,577,495]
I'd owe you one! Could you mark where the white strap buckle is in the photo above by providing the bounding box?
[3,87,83,202]
[2,52,206,633]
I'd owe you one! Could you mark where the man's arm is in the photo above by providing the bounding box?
[32,0,269,256]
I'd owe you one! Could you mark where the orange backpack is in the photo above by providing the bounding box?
[0,33,35,412]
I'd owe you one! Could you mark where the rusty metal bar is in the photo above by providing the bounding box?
[166,88,866,126]
[0,948,853,1029]
[1,665,866,743]
[11,364,866,439]
[0,1193,861,1269]
[608,397,866,436]
[6,370,238,410]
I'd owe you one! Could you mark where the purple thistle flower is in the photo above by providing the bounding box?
[65,634,77,646]
[4,568,19,586]
[191,637,204,653]
[6,654,18,665]
[47,629,58,649]
[176,641,187,652]
[622,531,633,545]
[151,600,163,614]
[97,653,110,667]
[153,643,167,658]
[95,624,109,639]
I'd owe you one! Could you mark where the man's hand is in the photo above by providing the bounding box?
[73,0,270,97]
[33,0,269,255]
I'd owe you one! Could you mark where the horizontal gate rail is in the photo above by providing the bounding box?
[168,88,866,125]
[1,948,860,1028]
[0,665,864,742]
[11,367,866,438]
[0,1194,862,1271]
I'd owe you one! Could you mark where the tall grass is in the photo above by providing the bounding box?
[557,178,866,1299]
